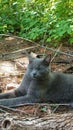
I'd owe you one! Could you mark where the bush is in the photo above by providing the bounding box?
[0,0,73,45]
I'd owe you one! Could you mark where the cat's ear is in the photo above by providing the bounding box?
[25,51,36,63]
[43,54,51,66]
[29,53,35,63]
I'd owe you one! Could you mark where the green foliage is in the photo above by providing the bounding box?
[0,0,73,45]
[40,106,48,112]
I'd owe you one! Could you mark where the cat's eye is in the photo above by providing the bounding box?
[37,66,44,70]
[37,67,40,70]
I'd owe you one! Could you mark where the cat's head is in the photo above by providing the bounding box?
[27,53,51,80]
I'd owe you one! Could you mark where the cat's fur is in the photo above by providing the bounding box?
[0,54,73,107]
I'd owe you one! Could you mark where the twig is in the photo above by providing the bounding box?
[0,105,29,115]
[0,45,40,60]
[42,45,73,58]
[0,34,37,45]
[53,60,70,64]
[51,105,60,113]
[51,44,62,62]
[0,108,8,113]
[43,45,48,57]
[10,103,71,107]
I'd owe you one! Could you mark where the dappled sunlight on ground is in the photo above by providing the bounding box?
[0,57,29,92]
[0,61,16,74]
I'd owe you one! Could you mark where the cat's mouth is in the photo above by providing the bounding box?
[32,75,44,80]
[32,73,39,79]
[32,75,38,79]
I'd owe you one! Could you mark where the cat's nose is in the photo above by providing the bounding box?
[32,71,37,78]
[33,72,36,77]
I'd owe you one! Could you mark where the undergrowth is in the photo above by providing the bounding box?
[0,0,73,45]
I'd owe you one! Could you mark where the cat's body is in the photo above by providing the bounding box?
[0,54,73,107]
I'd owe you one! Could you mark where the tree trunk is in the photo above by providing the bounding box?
[0,113,73,130]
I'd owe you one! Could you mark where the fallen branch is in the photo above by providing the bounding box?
[0,112,73,130]
[0,105,29,115]
[0,34,37,45]
[5,102,70,108]
[0,45,40,60]
[42,45,73,58]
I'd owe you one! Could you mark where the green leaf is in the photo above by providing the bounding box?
[46,37,51,42]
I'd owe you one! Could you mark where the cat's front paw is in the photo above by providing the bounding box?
[69,103,73,108]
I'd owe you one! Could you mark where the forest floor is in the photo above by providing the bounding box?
[0,35,73,117]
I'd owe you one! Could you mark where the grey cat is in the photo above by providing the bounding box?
[0,54,73,107]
